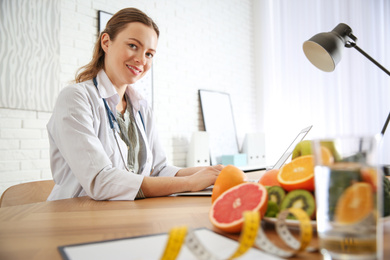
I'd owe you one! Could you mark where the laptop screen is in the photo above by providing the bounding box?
[272,125,313,169]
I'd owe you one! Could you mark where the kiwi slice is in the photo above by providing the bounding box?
[266,186,286,207]
[280,189,316,220]
[265,201,279,218]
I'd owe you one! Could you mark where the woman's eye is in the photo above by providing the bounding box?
[129,44,137,49]
[146,53,154,58]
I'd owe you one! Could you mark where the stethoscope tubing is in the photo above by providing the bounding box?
[93,77,146,172]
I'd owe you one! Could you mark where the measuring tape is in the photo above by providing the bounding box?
[161,208,315,259]
[161,226,188,260]
[255,208,316,258]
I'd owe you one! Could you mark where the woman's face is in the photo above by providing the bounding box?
[101,22,158,87]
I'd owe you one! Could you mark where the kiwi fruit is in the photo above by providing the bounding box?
[265,201,279,218]
[280,189,316,220]
[266,186,286,207]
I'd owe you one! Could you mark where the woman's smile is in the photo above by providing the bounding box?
[126,64,142,76]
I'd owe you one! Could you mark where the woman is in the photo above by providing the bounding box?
[47,8,222,201]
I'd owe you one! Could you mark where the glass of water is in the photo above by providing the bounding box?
[312,136,383,260]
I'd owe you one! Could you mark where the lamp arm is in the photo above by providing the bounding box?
[347,42,390,135]
[382,112,390,135]
[352,44,390,77]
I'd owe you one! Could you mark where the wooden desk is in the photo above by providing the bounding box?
[0,195,388,260]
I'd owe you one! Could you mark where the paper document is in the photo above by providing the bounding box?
[59,228,283,260]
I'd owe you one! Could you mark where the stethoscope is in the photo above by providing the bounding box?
[93,77,145,172]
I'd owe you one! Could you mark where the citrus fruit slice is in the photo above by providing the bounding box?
[209,182,268,233]
[211,165,247,203]
[334,182,373,224]
[326,162,362,219]
[320,140,341,161]
[361,167,378,191]
[277,155,315,191]
[319,146,334,165]
[258,169,281,187]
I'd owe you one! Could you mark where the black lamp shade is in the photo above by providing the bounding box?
[303,23,353,72]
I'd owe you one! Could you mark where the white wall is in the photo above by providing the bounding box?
[0,0,257,195]
[0,108,52,190]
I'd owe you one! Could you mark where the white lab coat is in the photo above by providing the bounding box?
[47,70,180,201]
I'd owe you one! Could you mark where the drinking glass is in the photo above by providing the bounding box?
[312,136,383,260]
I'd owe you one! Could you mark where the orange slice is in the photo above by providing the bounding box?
[361,167,378,191]
[320,146,334,165]
[277,155,315,191]
[334,182,373,224]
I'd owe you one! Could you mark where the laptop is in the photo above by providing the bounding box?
[268,125,312,170]
[174,125,312,196]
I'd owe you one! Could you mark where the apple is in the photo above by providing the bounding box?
[292,140,312,160]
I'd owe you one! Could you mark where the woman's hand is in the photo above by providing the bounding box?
[142,165,225,197]
[186,165,224,192]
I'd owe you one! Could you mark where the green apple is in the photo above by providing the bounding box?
[291,140,313,160]
[292,140,341,161]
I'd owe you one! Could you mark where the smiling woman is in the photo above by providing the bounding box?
[46,8,224,202]
[101,22,157,88]
[75,8,160,84]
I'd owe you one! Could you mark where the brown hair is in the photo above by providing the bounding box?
[75,8,159,83]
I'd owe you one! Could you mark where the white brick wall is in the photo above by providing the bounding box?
[0,108,52,194]
[0,0,258,196]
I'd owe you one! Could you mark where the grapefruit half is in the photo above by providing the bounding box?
[209,182,268,233]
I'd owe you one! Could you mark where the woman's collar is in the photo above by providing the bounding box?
[96,69,147,111]
[96,70,118,99]
[125,85,146,112]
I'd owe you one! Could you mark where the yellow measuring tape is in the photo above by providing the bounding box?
[160,226,188,260]
[255,208,315,258]
[160,208,315,259]
[228,211,260,259]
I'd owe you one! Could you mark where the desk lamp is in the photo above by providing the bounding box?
[302,23,390,173]
[303,23,390,135]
